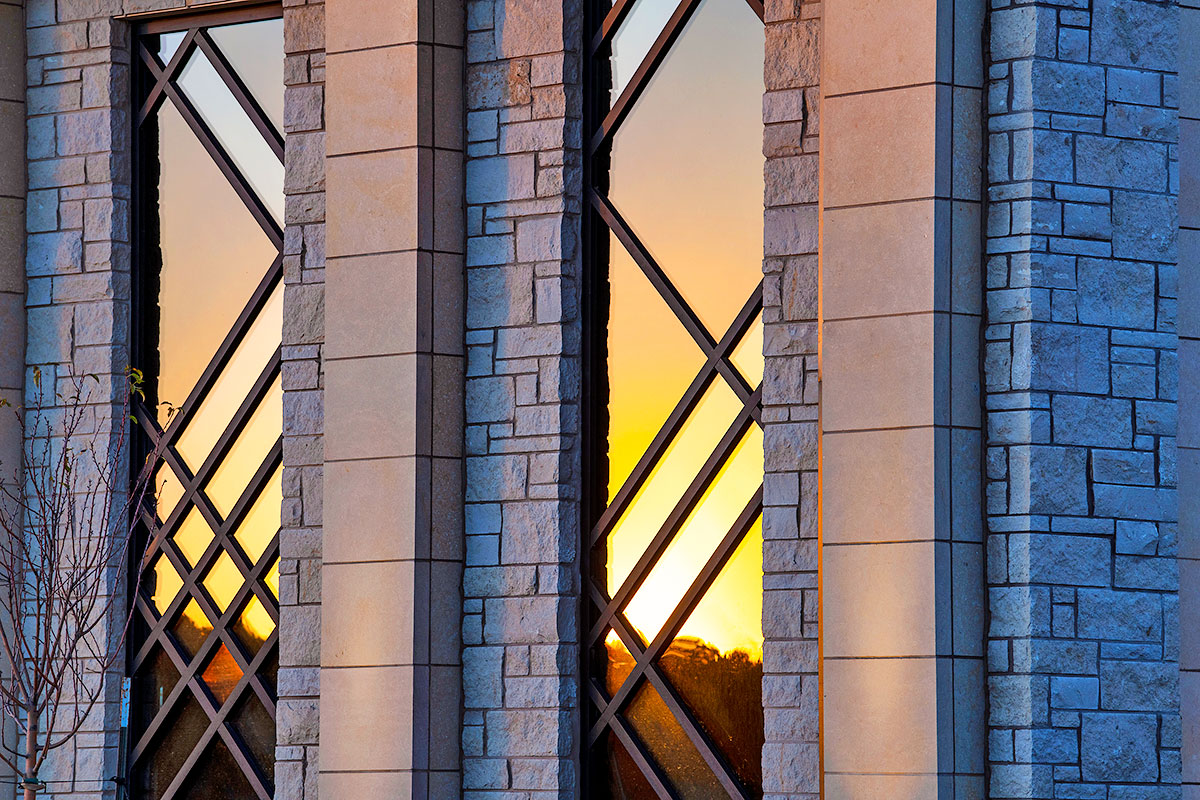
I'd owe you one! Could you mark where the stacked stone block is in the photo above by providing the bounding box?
[20,0,144,796]
[760,0,820,795]
[1178,0,1200,791]
[985,1,1181,795]
[461,0,583,794]
[0,0,21,785]
[277,1,325,798]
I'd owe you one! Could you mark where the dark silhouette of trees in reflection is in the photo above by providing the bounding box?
[604,637,764,798]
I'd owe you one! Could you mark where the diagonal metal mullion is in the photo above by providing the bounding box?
[589,389,761,644]
[138,45,282,249]
[194,29,284,161]
[589,0,701,155]
[589,489,762,740]
[130,535,278,760]
[144,351,280,552]
[132,441,282,672]
[160,255,282,450]
[599,599,747,799]
[589,0,638,57]
[144,529,277,714]
[157,629,278,800]
[589,286,762,549]
[592,681,678,800]
[592,190,757,407]
[137,34,199,125]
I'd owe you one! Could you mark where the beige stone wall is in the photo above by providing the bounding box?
[760,0,820,795]
[278,1,325,798]
[818,0,986,794]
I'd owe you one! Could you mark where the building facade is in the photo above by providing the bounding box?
[0,0,1197,798]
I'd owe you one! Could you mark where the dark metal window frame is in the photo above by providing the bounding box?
[581,0,767,796]
[128,6,283,798]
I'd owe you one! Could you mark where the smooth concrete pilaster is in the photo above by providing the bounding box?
[819,0,985,795]
[320,0,465,796]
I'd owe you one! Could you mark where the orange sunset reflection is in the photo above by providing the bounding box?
[602,0,765,660]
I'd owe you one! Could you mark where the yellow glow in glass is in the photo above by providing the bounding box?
[203,551,242,613]
[172,507,214,568]
[204,377,283,518]
[234,468,282,564]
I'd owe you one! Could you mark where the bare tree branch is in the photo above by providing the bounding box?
[0,368,172,800]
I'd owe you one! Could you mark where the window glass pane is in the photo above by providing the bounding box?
[608,0,678,98]
[172,506,214,568]
[608,0,764,341]
[658,523,764,794]
[155,101,276,425]
[208,19,285,135]
[174,285,282,473]
[135,17,282,798]
[139,697,208,800]
[175,47,284,223]
[178,739,256,800]
[623,682,725,799]
[607,231,706,500]
[235,467,282,563]
[606,378,741,596]
[730,313,764,390]
[625,423,762,643]
[201,642,243,704]
[600,729,660,798]
[203,377,283,518]
[158,31,185,64]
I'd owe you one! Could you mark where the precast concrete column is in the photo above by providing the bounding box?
[819,0,986,795]
[320,0,466,795]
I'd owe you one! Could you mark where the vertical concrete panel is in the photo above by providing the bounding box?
[819,0,985,795]
[320,0,465,796]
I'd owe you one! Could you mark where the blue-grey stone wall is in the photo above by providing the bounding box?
[986,0,1181,797]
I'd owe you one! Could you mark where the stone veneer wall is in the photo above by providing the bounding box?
[759,0,820,795]
[277,1,325,798]
[985,0,1182,795]
[460,0,583,793]
[18,1,328,797]
[23,0,137,793]
[1179,0,1199,792]
[0,0,22,784]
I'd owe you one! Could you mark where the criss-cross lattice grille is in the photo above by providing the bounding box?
[585,0,767,796]
[129,8,283,800]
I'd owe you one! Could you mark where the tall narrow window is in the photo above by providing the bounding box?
[128,8,284,800]
[585,0,767,796]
